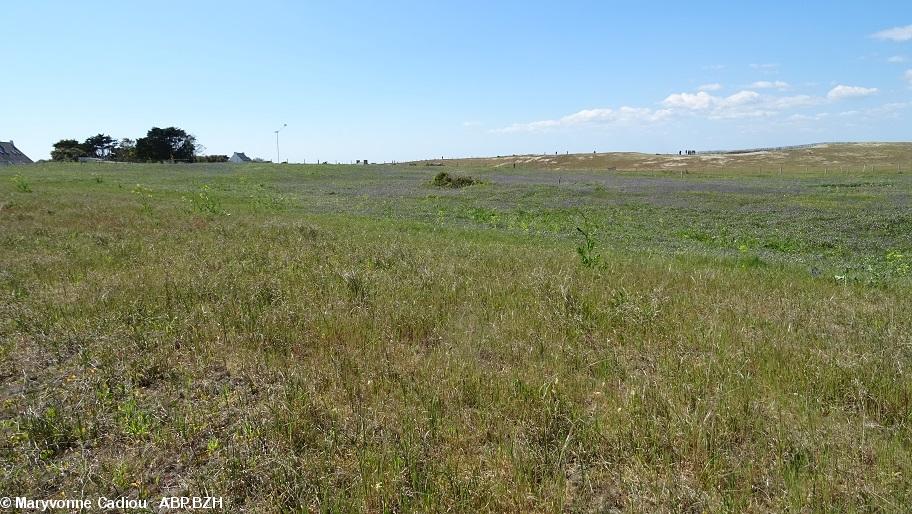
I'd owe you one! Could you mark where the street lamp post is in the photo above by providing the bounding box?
[274,123,287,163]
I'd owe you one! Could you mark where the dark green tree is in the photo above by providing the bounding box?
[83,134,116,159]
[111,138,136,162]
[134,127,197,162]
[50,139,86,161]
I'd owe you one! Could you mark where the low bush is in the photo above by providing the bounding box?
[432,172,477,188]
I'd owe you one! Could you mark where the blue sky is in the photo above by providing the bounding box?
[2,1,910,162]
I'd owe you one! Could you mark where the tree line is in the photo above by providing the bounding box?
[51,127,227,163]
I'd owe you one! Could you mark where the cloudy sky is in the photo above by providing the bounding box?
[2,1,910,162]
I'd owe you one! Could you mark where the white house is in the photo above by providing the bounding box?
[228,152,252,163]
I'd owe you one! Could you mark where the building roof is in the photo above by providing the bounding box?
[0,141,33,165]
[229,152,252,162]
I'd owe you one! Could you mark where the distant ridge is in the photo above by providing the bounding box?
[697,142,849,155]
[408,142,912,172]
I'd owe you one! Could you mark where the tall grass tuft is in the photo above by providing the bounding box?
[575,225,601,268]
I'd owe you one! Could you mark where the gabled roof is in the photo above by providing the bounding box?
[230,152,252,162]
[0,141,33,165]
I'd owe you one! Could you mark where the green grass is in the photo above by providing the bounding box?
[1,159,911,512]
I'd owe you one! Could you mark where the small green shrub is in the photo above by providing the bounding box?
[12,172,31,192]
[18,406,78,460]
[575,225,601,268]
[886,250,910,276]
[117,398,153,439]
[432,172,477,188]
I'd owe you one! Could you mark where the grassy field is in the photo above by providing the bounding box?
[2,148,912,512]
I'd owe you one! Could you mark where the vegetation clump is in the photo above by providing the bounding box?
[432,171,478,188]
[575,225,601,268]
[11,172,31,192]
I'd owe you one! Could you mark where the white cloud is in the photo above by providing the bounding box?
[750,80,790,90]
[906,69,912,85]
[707,109,773,120]
[708,91,770,119]
[562,106,673,124]
[888,55,907,63]
[718,90,761,107]
[838,102,910,119]
[495,119,560,133]
[661,89,763,117]
[495,82,892,133]
[768,95,822,109]
[826,85,879,100]
[662,91,715,110]
[494,106,673,133]
[698,83,722,91]
[786,102,909,124]
[788,112,830,122]
[872,25,912,42]
[866,102,910,116]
